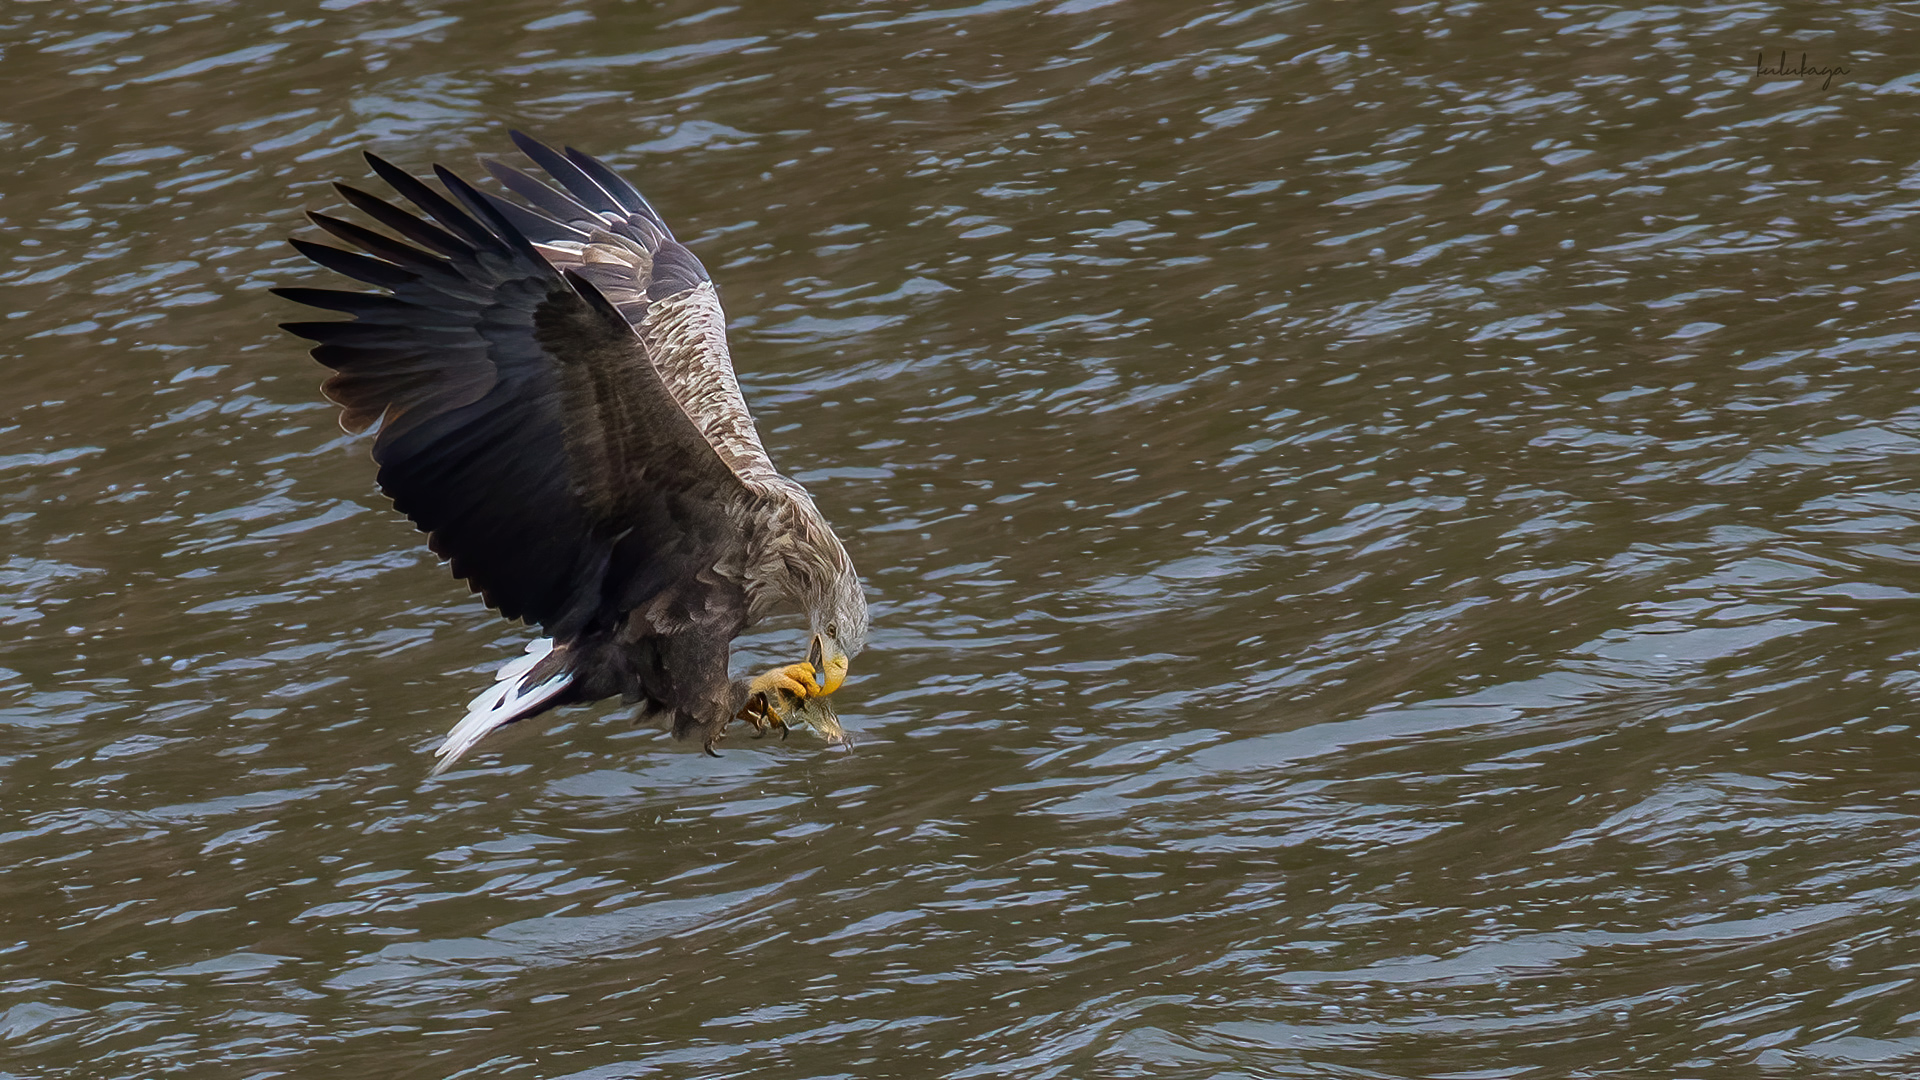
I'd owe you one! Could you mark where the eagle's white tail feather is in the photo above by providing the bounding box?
[431,639,569,775]
[494,640,549,683]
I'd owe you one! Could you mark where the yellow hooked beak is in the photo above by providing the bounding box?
[808,633,849,696]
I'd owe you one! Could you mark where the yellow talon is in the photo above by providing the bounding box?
[735,658,848,744]
[787,661,825,696]
[738,662,817,735]
[749,662,821,702]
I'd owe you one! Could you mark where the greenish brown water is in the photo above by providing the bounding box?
[5,2,1920,1077]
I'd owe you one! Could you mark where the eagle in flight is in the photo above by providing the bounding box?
[274,132,868,773]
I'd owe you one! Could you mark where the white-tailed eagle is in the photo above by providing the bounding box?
[274,132,868,772]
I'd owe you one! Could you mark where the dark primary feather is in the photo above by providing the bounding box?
[333,182,468,258]
[507,130,628,218]
[483,160,602,232]
[273,145,751,648]
[485,139,678,259]
[562,145,664,224]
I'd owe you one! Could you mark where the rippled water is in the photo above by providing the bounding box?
[6,1,1920,1076]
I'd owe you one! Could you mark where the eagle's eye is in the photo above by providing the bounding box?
[827,622,839,637]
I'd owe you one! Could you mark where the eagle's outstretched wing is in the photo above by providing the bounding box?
[479,132,790,497]
[273,143,772,644]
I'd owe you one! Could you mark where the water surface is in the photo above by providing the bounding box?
[5,1,1920,1076]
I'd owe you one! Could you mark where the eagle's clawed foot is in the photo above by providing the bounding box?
[752,662,822,702]
[736,691,791,740]
[732,663,848,748]
[735,663,818,740]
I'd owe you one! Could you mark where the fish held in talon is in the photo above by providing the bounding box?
[738,675,849,746]
[790,695,849,746]
[274,131,869,773]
